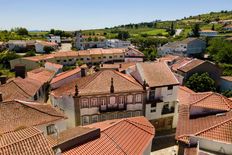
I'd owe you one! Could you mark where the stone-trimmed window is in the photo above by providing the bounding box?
[81,99,89,108]
[100,97,106,106]
[135,94,142,102]
[119,96,124,105]
[46,124,55,135]
[91,115,98,123]
[91,98,98,107]
[127,95,133,103]
[109,96,116,105]
[82,116,89,125]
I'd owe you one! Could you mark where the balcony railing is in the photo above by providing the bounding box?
[162,106,175,115]
[99,104,126,113]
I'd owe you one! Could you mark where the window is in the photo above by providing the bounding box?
[120,55,123,58]
[80,58,84,61]
[63,60,67,62]
[98,57,101,59]
[57,60,60,63]
[82,116,89,125]
[91,115,98,123]
[47,124,55,135]
[149,91,155,101]
[87,58,90,61]
[91,98,98,107]
[151,109,156,113]
[103,56,106,59]
[109,56,112,59]
[168,85,173,90]
[119,96,124,104]
[69,59,72,61]
[135,94,142,102]
[110,97,116,105]
[127,95,133,103]
[81,99,89,108]
[100,98,106,106]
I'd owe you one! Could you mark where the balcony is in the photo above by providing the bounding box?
[99,104,126,113]
[162,106,175,115]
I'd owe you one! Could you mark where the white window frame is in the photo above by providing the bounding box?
[127,95,133,103]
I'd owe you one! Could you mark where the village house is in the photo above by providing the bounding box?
[50,67,84,89]
[171,58,222,85]
[158,38,206,57]
[50,70,145,128]
[56,117,155,155]
[176,87,232,155]
[75,31,131,50]
[35,40,58,53]
[0,67,55,102]
[10,48,144,70]
[199,30,218,37]
[130,62,180,130]
[0,100,67,136]
[47,34,61,44]
[7,40,36,52]
[0,127,54,155]
[223,24,232,31]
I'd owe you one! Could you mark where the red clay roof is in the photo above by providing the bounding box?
[0,100,66,134]
[27,67,55,83]
[135,62,179,87]
[45,62,63,69]
[50,67,81,84]
[177,86,195,105]
[171,58,192,72]
[51,70,143,97]
[0,81,31,101]
[37,40,58,46]
[0,127,54,155]
[63,116,155,155]
[177,59,205,73]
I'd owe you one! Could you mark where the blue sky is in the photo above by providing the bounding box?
[0,0,231,31]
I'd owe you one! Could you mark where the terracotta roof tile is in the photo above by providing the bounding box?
[51,70,143,97]
[171,58,192,72]
[63,117,155,155]
[27,67,55,83]
[50,67,81,84]
[135,62,179,87]
[0,81,31,101]
[0,100,66,134]
[0,127,54,155]
[177,59,205,73]
[177,86,195,105]
[45,62,63,69]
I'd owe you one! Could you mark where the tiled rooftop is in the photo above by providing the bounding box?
[63,116,155,155]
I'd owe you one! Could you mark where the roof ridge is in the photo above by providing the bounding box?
[113,70,142,88]
[190,92,214,106]
[10,80,32,97]
[15,100,65,118]
[125,119,154,135]
[215,93,232,109]
[195,116,232,137]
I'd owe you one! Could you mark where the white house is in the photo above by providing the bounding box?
[35,41,58,53]
[105,39,131,48]
[0,100,67,136]
[47,34,61,43]
[199,30,218,37]
[130,62,180,130]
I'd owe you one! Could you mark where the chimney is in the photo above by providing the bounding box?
[143,80,147,90]
[75,84,79,96]
[81,68,86,77]
[15,65,26,78]
[0,92,3,102]
[110,78,114,93]
[0,75,7,85]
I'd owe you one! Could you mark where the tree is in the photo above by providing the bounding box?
[0,50,21,69]
[211,24,215,31]
[16,27,28,35]
[50,29,55,34]
[24,50,36,57]
[168,22,176,36]
[191,24,200,37]
[43,46,54,54]
[117,31,130,40]
[185,73,216,92]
